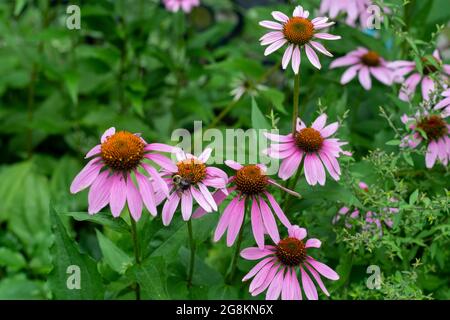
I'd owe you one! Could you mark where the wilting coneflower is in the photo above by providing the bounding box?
[259,5,340,73]
[330,47,394,90]
[389,50,450,101]
[195,161,299,249]
[241,225,339,300]
[70,127,173,221]
[333,182,398,235]
[400,110,450,168]
[319,0,387,29]
[264,114,350,186]
[157,148,228,225]
[163,0,200,13]
[434,88,450,118]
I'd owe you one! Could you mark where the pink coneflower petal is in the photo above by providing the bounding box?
[88,171,111,214]
[181,191,193,221]
[320,122,338,138]
[250,263,277,295]
[305,44,321,69]
[109,174,127,217]
[85,145,101,159]
[425,141,438,168]
[226,197,246,246]
[421,76,435,101]
[271,11,289,23]
[264,39,287,56]
[241,247,274,260]
[258,197,280,244]
[242,257,275,281]
[101,127,115,143]
[305,238,322,248]
[282,44,294,70]
[142,163,170,197]
[259,20,283,30]
[313,33,340,40]
[146,154,178,172]
[281,268,293,300]
[224,160,243,170]
[126,174,143,221]
[162,192,180,226]
[306,257,340,280]
[264,192,291,228]
[145,143,174,153]
[330,55,360,68]
[70,159,102,193]
[190,186,212,213]
[266,268,285,300]
[251,199,265,249]
[291,46,301,74]
[300,266,318,300]
[309,41,333,57]
[305,263,330,296]
[279,151,303,180]
[214,197,239,242]
[135,171,157,216]
[198,183,217,211]
[358,66,372,90]
[340,64,361,84]
[291,268,302,300]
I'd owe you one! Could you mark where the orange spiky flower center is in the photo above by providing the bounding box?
[283,17,314,46]
[176,159,207,184]
[101,131,145,171]
[417,115,448,141]
[234,165,268,195]
[295,127,324,153]
[361,51,381,67]
[276,237,307,266]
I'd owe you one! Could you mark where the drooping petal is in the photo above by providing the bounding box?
[70,158,103,193]
[306,256,340,280]
[126,174,143,221]
[305,44,321,69]
[300,266,318,300]
[226,197,246,246]
[181,191,193,221]
[251,198,265,249]
[109,173,127,217]
[162,192,180,226]
[258,197,280,244]
[135,171,157,216]
[240,247,274,260]
[88,171,112,214]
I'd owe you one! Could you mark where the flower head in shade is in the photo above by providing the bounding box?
[163,0,200,13]
[194,161,300,249]
[400,110,450,168]
[259,5,341,73]
[264,114,350,186]
[320,0,387,28]
[157,148,228,225]
[70,128,174,221]
[389,50,450,101]
[434,88,450,118]
[333,182,399,235]
[330,47,394,90]
[241,225,339,300]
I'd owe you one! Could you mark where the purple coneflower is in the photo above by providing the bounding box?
[259,5,340,73]
[264,114,350,186]
[158,148,228,225]
[163,0,200,13]
[241,225,339,300]
[330,47,394,90]
[70,128,174,221]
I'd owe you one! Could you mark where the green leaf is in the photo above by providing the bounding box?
[48,207,105,299]
[0,275,45,299]
[14,0,27,16]
[0,248,27,272]
[128,256,170,299]
[409,189,419,205]
[251,97,270,130]
[63,211,129,234]
[96,229,133,274]
[64,71,79,106]
[386,140,401,146]
[260,88,287,114]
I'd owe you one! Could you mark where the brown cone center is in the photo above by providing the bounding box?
[283,17,314,46]
[234,165,268,195]
[101,131,145,171]
[276,237,307,266]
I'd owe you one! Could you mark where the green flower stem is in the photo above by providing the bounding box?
[187,219,196,288]
[282,168,302,212]
[130,214,141,300]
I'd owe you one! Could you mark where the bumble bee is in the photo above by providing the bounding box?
[172,175,192,192]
